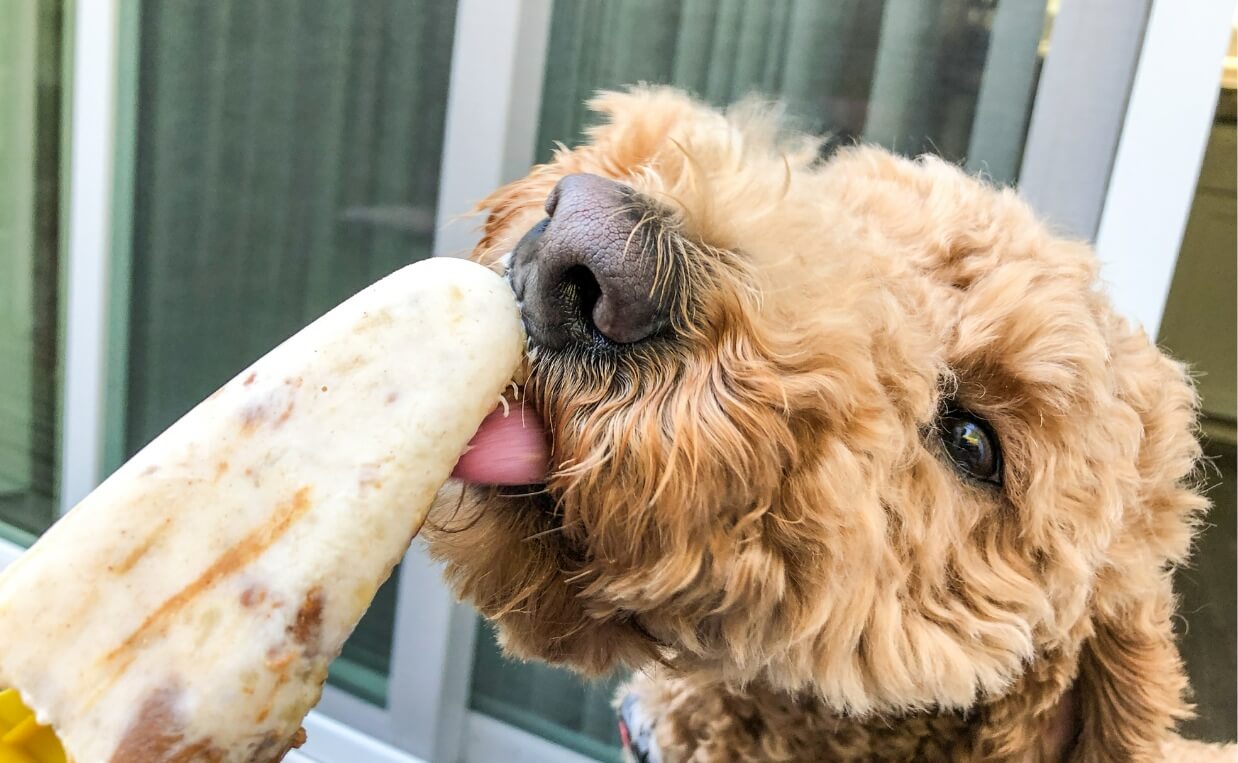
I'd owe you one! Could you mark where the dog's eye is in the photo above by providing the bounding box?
[938,410,1002,484]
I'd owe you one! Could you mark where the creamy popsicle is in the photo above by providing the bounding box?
[0,257,524,762]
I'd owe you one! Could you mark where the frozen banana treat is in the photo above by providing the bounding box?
[0,257,524,762]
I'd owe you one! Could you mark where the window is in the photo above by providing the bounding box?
[0,0,63,544]
[537,0,1057,180]
[115,0,459,708]
[469,0,1059,758]
[8,1,1226,760]
[1158,56,1236,744]
[471,622,625,761]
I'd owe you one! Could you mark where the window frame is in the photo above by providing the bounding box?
[1089,0,1235,337]
[4,0,1223,760]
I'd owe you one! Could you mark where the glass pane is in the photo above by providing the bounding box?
[537,0,1057,183]
[1158,87,1237,424]
[470,622,624,763]
[0,0,63,543]
[120,0,459,706]
[472,0,1062,757]
[1159,62,1237,742]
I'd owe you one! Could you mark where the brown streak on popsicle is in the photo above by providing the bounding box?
[288,586,324,655]
[256,646,296,724]
[252,727,307,760]
[333,353,366,374]
[214,461,229,479]
[102,487,313,669]
[264,648,294,670]
[111,518,172,575]
[240,402,266,432]
[110,685,226,762]
[354,307,394,333]
[358,463,383,491]
[274,400,296,427]
[239,388,297,433]
[243,372,258,386]
[240,584,267,608]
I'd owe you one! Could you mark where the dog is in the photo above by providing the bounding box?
[425,87,1234,762]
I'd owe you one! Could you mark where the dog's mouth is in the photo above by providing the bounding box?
[451,395,551,486]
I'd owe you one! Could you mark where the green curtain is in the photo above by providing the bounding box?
[0,0,62,541]
[536,0,1047,182]
[122,0,459,706]
[473,0,1052,758]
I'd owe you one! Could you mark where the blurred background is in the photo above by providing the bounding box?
[0,1,1233,761]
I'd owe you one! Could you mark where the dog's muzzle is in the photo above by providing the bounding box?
[509,173,673,350]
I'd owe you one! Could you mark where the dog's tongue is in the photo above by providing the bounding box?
[452,399,550,485]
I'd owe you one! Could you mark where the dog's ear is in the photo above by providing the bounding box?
[1071,593,1192,761]
[976,312,1205,763]
[1069,313,1206,761]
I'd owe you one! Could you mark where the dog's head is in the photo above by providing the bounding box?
[427,87,1205,757]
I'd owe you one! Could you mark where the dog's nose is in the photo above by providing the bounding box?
[509,173,669,349]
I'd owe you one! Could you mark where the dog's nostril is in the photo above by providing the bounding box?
[561,265,603,335]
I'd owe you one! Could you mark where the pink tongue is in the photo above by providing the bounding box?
[452,400,550,485]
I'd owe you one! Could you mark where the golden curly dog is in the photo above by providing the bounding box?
[426,87,1234,762]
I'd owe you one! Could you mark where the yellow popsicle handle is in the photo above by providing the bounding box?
[0,691,64,763]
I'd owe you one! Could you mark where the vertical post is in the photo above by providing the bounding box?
[1092,0,1234,337]
[388,1,552,762]
[59,0,118,513]
[430,0,552,259]
[1016,0,1151,240]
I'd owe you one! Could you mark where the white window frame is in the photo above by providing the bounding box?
[1089,0,1235,338]
[1020,0,1234,338]
[14,0,1226,761]
[59,0,117,515]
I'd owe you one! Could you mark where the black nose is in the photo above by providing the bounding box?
[509,173,671,349]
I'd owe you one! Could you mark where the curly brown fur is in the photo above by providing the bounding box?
[424,87,1232,761]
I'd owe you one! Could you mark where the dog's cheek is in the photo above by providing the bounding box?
[425,496,553,609]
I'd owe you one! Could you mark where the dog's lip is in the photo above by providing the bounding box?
[451,398,550,486]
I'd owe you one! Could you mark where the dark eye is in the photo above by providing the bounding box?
[938,410,1002,484]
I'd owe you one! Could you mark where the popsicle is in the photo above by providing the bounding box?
[0,257,524,762]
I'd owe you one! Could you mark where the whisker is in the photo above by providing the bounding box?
[522,520,582,543]
[498,486,551,499]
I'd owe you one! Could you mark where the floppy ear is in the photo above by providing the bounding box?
[973,312,1206,763]
[1069,313,1206,761]
[1071,592,1192,761]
